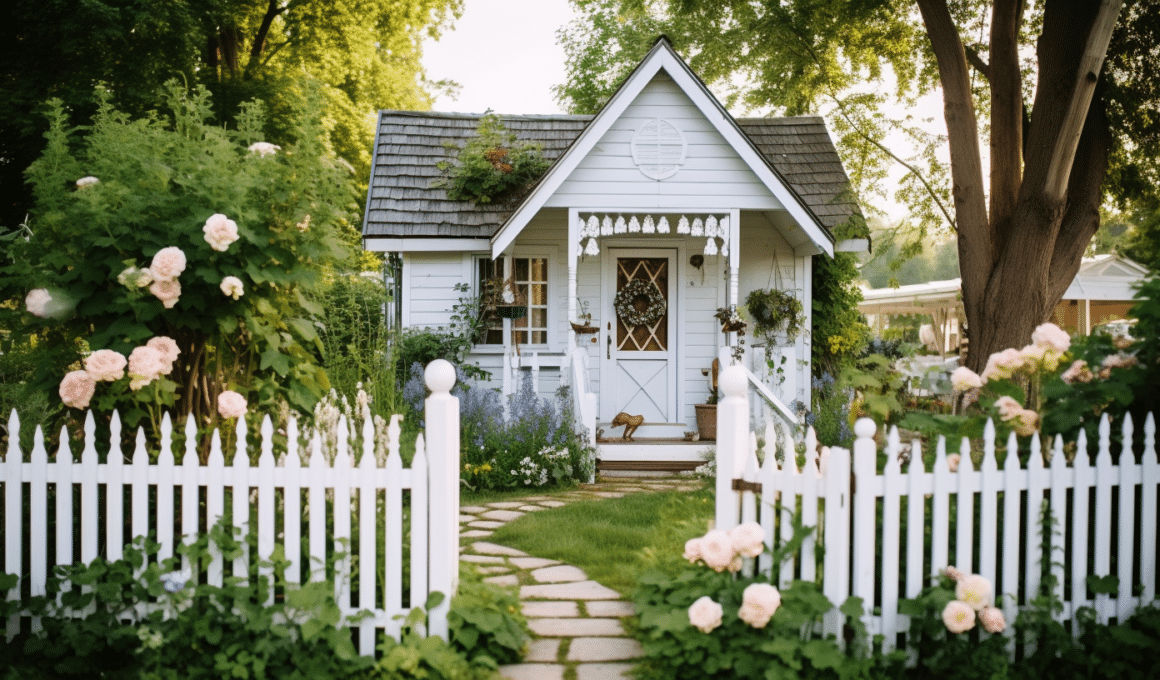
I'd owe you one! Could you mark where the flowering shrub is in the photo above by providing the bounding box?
[6,82,353,441]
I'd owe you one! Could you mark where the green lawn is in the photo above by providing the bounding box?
[488,486,716,595]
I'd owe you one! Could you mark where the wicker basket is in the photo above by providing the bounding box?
[570,321,598,334]
[694,403,717,441]
[495,305,527,319]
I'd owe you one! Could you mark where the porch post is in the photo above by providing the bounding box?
[728,208,741,355]
[568,208,578,347]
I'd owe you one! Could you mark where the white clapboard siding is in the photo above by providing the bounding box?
[2,361,462,654]
[714,364,1160,658]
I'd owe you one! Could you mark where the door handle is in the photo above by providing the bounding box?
[606,332,611,359]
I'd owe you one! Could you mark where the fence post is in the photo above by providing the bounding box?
[851,418,877,635]
[425,359,460,640]
[715,364,749,533]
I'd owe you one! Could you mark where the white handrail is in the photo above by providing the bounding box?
[718,347,800,436]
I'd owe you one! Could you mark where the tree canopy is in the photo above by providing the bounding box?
[557,0,1160,370]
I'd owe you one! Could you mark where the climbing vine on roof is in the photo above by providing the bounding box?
[436,113,550,204]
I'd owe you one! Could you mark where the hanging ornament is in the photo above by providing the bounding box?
[677,216,690,234]
[658,216,670,233]
[720,215,729,236]
[643,215,656,233]
[704,238,718,255]
[601,215,613,236]
[614,215,627,234]
[578,215,588,237]
[705,215,719,238]
[691,218,704,237]
[720,238,729,257]
[628,215,641,233]
[584,238,600,256]
[586,215,599,238]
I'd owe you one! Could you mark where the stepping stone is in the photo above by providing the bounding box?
[567,637,644,662]
[520,496,552,501]
[590,492,626,498]
[576,663,636,679]
[484,574,520,586]
[539,500,567,508]
[510,557,560,569]
[461,554,505,564]
[460,530,492,538]
[472,542,528,557]
[586,600,636,617]
[480,509,524,521]
[517,505,546,512]
[460,505,489,513]
[468,520,506,529]
[476,566,511,574]
[498,664,565,680]
[486,501,526,509]
[528,617,625,637]
[458,514,477,523]
[521,580,621,601]
[523,639,561,662]
[522,601,579,618]
[531,565,587,583]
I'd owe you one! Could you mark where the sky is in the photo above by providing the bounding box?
[421,0,576,115]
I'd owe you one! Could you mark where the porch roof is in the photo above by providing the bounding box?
[361,111,861,244]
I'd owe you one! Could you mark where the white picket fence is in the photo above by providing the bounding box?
[2,360,462,654]
[714,364,1160,651]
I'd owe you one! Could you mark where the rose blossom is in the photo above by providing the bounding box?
[59,371,96,409]
[84,349,127,382]
[955,574,993,611]
[220,276,244,300]
[218,390,248,419]
[1031,322,1070,353]
[944,566,965,582]
[247,142,280,157]
[979,606,1006,634]
[982,348,1025,381]
[737,583,781,628]
[146,337,180,373]
[149,279,181,309]
[730,522,766,559]
[683,537,703,563]
[727,555,743,573]
[128,346,166,390]
[203,213,239,252]
[1061,360,1093,384]
[76,176,99,188]
[149,246,187,281]
[25,288,52,317]
[1012,409,1040,436]
[950,367,983,392]
[687,596,723,633]
[699,529,736,572]
[947,453,961,473]
[994,396,1023,420]
[942,600,976,634]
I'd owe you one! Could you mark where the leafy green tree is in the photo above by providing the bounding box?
[557,0,1160,373]
[4,84,355,440]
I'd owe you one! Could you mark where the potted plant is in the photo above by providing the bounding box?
[571,299,597,334]
[493,276,527,319]
[745,288,804,345]
[694,358,720,441]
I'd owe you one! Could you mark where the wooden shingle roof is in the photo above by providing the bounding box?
[362,110,861,240]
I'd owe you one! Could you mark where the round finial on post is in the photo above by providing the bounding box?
[425,359,456,394]
[854,417,876,439]
[720,364,747,398]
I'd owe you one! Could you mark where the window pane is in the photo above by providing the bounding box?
[515,258,529,280]
[533,330,546,344]
[531,282,546,305]
[531,258,547,281]
[531,308,546,326]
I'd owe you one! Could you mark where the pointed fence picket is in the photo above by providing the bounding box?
[715,364,1160,659]
[1,360,462,654]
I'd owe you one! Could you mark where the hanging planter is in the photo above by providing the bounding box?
[745,288,804,345]
[570,321,598,334]
[614,278,666,327]
[495,305,527,319]
[493,275,527,319]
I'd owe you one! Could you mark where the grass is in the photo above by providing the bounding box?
[488,484,716,596]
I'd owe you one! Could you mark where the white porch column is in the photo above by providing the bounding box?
[568,208,579,347]
[728,208,741,354]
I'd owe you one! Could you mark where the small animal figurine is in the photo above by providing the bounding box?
[611,412,644,441]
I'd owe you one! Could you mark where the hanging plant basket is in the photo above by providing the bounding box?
[745,288,804,344]
[495,305,527,319]
[614,278,666,327]
[570,321,598,334]
[721,319,747,333]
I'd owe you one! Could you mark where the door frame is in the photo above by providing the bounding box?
[598,242,686,425]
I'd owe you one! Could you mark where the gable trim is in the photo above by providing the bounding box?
[490,39,835,258]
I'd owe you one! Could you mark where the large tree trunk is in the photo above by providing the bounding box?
[918,0,1119,373]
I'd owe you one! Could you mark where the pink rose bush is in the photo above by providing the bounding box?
[128,346,167,391]
[737,583,781,628]
[25,288,52,318]
[942,599,976,634]
[85,349,127,382]
[150,247,187,281]
[146,337,181,374]
[59,371,96,409]
[955,574,993,611]
[699,529,736,572]
[978,605,1006,634]
[220,276,244,300]
[203,213,240,252]
[730,522,766,559]
[218,391,248,419]
[688,596,723,633]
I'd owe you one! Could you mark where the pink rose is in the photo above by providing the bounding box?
[737,583,781,628]
[59,370,95,409]
[950,366,983,392]
[683,538,703,564]
[979,606,1006,634]
[1031,322,1070,353]
[982,348,1024,381]
[993,396,1023,420]
[149,279,181,309]
[947,453,961,473]
[1061,360,1093,384]
[203,213,239,252]
[149,246,186,281]
[84,349,127,382]
[128,346,166,390]
[25,288,52,317]
[687,596,723,633]
[944,566,965,582]
[699,530,735,572]
[955,574,993,611]
[1012,409,1039,436]
[942,600,976,634]
[146,337,180,373]
[729,522,766,559]
[218,390,248,419]
[220,276,244,300]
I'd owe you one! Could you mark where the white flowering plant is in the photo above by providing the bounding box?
[6,82,355,443]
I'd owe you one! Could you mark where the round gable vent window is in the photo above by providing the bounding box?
[631,118,687,180]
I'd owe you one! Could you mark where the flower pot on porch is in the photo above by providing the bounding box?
[694,403,717,441]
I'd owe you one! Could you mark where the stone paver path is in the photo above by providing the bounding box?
[457,477,704,680]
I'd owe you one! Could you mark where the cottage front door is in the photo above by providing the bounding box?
[601,249,678,429]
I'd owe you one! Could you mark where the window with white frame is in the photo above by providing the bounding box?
[475,255,550,346]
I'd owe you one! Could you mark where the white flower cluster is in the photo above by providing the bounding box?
[512,456,549,486]
[302,386,380,464]
[247,141,281,157]
[76,176,100,188]
[59,337,181,409]
[940,567,1005,634]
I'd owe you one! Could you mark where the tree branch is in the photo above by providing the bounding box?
[963,45,991,80]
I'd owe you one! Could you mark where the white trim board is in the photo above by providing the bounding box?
[364,238,491,252]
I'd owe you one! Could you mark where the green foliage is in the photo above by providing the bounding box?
[435,114,550,204]
[897,573,1011,680]
[0,339,55,449]
[745,288,805,344]
[394,284,491,383]
[813,252,872,378]
[448,572,529,668]
[839,353,910,428]
[368,602,494,680]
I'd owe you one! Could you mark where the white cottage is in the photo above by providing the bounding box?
[362,38,866,471]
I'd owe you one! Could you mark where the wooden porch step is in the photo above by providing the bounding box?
[597,460,703,473]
